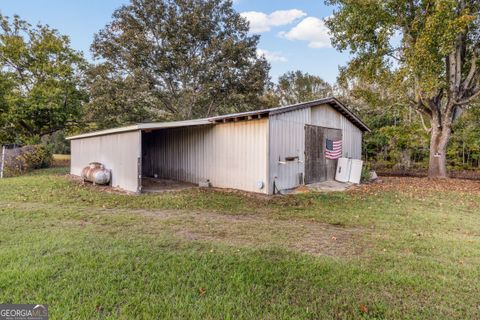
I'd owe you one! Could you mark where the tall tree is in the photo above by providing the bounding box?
[326,0,480,178]
[87,0,270,128]
[0,14,87,144]
[0,73,13,143]
[276,70,333,105]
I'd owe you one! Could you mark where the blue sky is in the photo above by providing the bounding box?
[0,0,348,84]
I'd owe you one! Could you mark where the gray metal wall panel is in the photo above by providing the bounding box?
[268,104,363,193]
[143,119,268,193]
[268,108,310,191]
[310,105,363,158]
[70,131,141,192]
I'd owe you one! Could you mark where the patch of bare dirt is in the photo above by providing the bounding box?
[66,174,275,199]
[2,198,364,257]
[164,211,364,257]
[103,206,364,257]
[141,177,196,193]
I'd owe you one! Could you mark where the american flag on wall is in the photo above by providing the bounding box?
[325,139,342,160]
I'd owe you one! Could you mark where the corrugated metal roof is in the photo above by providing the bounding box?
[67,97,370,140]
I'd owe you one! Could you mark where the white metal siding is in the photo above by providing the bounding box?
[70,131,141,192]
[268,104,363,192]
[145,118,268,194]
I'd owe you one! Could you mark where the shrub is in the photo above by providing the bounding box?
[360,162,372,183]
[2,145,53,177]
[22,145,52,169]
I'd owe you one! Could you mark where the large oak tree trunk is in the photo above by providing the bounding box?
[428,120,452,179]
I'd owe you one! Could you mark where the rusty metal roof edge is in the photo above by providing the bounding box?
[136,119,212,130]
[66,97,370,140]
[208,97,370,132]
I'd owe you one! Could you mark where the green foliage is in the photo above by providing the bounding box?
[360,161,372,183]
[0,14,87,145]
[2,145,52,177]
[277,70,333,105]
[86,0,271,129]
[41,130,71,154]
[327,0,480,177]
[338,81,427,168]
[342,83,479,171]
[326,0,479,97]
[447,105,480,169]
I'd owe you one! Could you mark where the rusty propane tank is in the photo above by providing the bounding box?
[81,162,111,185]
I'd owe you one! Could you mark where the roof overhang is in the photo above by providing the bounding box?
[66,119,212,140]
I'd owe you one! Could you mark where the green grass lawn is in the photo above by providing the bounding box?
[0,168,479,319]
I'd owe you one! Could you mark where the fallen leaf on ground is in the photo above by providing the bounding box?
[359,304,368,313]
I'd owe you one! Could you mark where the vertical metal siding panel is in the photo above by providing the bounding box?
[191,127,195,183]
[269,104,363,193]
[268,108,309,191]
[69,131,140,192]
[183,128,188,181]
[214,119,268,193]
[149,119,268,193]
[310,104,362,159]
[70,140,82,176]
[265,118,271,194]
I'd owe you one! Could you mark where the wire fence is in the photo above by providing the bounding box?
[0,145,22,179]
[0,145,5,179]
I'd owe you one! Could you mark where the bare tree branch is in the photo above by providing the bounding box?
[462,50,477,92]
[415,109,432,134]
[455,86,480,105]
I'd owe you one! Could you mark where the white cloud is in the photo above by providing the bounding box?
[256,49,287,62]
[241,9,306,33]
[279,17,332,48]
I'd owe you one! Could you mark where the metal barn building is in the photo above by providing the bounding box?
[67,97,370,194]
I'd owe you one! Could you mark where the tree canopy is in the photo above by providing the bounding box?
[327,0,480,178]
[86,0,271,129]
[277,70,332,105]
[0,14,87,145]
